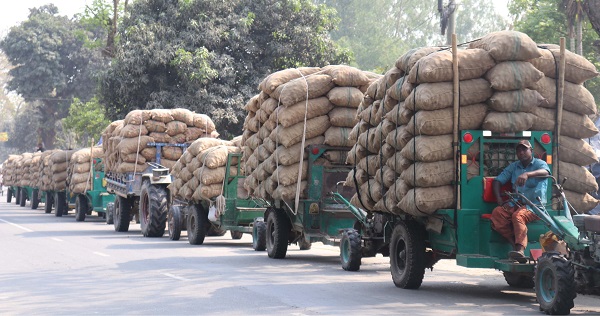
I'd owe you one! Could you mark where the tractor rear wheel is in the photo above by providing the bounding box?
[252,219,266,251]
[266,209,289,259]
[44,192,53,214]
[6,187,12,203]
[75,195,88,222]
[535,252,576,315]
[15,187,20,205]
[188,204,208,245]
[390,220,426,289]
[340,229,362,271]
[114,195,133,232]
[54,192,66,217]
[105,202,114,225]
[19,189,27,207]
[139,181,167,237]
[31,189,39,209]
[168,205,182,241]
[230,230,244,240]
[503,272,534,289]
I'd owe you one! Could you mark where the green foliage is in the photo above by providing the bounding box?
[100,0,349,137]
[63,97,111,147]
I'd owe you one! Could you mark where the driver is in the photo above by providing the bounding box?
[491,140,551,263]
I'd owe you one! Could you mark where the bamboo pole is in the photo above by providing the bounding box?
[89,138,94,192]
[553,38,566,180]
[452,33,460,209]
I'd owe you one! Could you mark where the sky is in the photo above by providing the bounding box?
[0,1,90,34]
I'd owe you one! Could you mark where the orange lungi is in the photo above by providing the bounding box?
[490,205,539,248]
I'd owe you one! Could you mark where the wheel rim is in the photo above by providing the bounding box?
[341,237,350,263]
[252,225,257,245]
[190,213,196,233]
[168,211,174,235]
[395,238,407,271]
[141,192,150,226]
[267,219,275,248]
[540,266,556,303]
[115,199,121,221]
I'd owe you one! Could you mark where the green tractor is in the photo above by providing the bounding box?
[73,158,115,223]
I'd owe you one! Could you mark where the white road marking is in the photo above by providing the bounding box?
[51,238,63,242]
[93,252,110,257]
[163,273,189,281]
[0,218,34,232]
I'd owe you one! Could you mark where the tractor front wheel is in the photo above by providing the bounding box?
[390,220,426,289]
[266,209,289,259]
[44,192,54,214]
[19,189,27,207]
[340,229,362,271]
[168,205,182,241]
[15,187,20,205]
[105,202,114,225]
[31,189,40,209]
[54,192,66,217]
[114,195,133,232]
[139,181,168,237]
[6,187,12,203]
[75,195,88,222]
[535,252,576,315]
[188,204,208,245]
[252,219,266,251]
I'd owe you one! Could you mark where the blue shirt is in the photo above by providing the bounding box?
[495,158,551,209]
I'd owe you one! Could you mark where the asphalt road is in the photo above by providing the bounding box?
[1,189,599,315]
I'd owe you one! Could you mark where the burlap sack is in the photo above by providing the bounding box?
[272,97,333,128]
[124,110,152,125]
[193,113,216,133]
[488,89,546,113]
[396,46,445,73]
[192,183,223,201]
[406,103,487,136]
[170,108,195,126]
[198,146,240,169]
[559,161,599,194]
[393,178,411,201]
[271,115,330,148]
[408,48,495,83]
[387,76,408,102]
[381,143,396,160]
[148,132,170,143]
[188,138,230,157]
[468,30,541,62]
[271,74,335,107]
[320,65,370,86]
[346,143,367,165]
[562,190,599,213]
[531,107,599,139]
[117,136,155,155]
[385,102,414,126]
[71,182,91,194]
[348,121,369,142]
[405,78,493,111]
[117,162,147,173]
[194,166,238,185]
[259,67,322,95]
[482,112,535,133]
[162,146,183,161]
[72,163,91,174]
[178,183,194,201]
[273,160,308,186]
[558,136,599,166]
[387,151,412,174]
[70,172,91,184]
[120,124,148,138]
[244,95,260,113]
[262,156,278,174]
[485,61,544,91]
[374,191,402,214]
[529,48,599,84]
[534,76,597,115]
[324,127,354,147]
[273,136,325,166]
[327,87,364,108]
[51,161,68,173]
[344,168,369,188]
[150,109,173,123]
[401,134,454,162]
[374,165,396,189]
[329,107,358,128]
[323,150,348,165]
[398,185,456,216]
[401,160,455,187]
[257,144,272,162]
[350,192,376,211]
[178,167,194,183]
[170,133,187,144]
[140,148,157,161]
[272,181,307,201]
[165,120,187,136]
[357,155,380,176]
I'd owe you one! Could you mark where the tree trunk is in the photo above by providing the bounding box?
[583,0,600,37]
[577,17,583,55]
[569,24,575,52]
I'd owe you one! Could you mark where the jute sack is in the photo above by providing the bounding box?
[193,113,216,133]
[395,46,446,73]
[559,161,599,194]
[405,78,493,111]
[192,183,223,201]
[534,76,597,115]
[401,160,455,187]
[488,89,546,113]
[406,103,487,136]
[141,148,157,161]
[274,136,325,166]
[329,107,358,128]
[345,143,367,165]
[71,182,90,194]
[385,102,413,126]
[244,134,260,151]
[244,95,260,113]
[350,192,376,211]
[558,136,599,166]
[324,127,354,147]
[168,108,194,126]
[408,48,495,83]
[401,134,454,162]
[151,109,174,123]
[272,181,307,200]
[357,128,379,154]
[124,110,152,125]
[271,74,335,107]
[348,122,365,143]
[320,65,371,87]
[531,107,599,139]
[482,112,535,133]
[485,61,544,91]
[257,144,273,162]
[72,163,91,174]
[51,162,68,173]
[398,185,456,216]
[357,155,381,176]
[562,190,600,213]
[381,143,396,160]
[117,136,155,155]
[177,167,194,183]
[166,121,187,136]
[386,151,412,174]
[272,97,333,128]
[194,166,238,185]
[116,162,147,173]
[260,98,279,117]
[187,138,231,157]
[359,179,384,205]
[374,191,402,215]
[327,87,364,108]
[262,156,278,174]
[393,178,411,202]
[198,146,240,169]
[185,127,206,142]
[344,168,369,188]
[120,124,148,138]
[387,76,408,102]
[177,183,194,201]
[468,30,541,62]
[271,115,330,148]
[529,48,599,84]
[374,165,397,189]
[259,67,322,95]
[162,146,183,161]
[273,160,308,186]
[143,120,168,133]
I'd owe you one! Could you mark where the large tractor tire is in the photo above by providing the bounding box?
[535,252,576,315]
[390,220,426,289]
[54,191,66,217]
[139,181,168,237]
[230,230,244,240]
[114,195,133,232]
[340,229,362,271]
[266,209,290,259]
[252,219,267,251]
[6,187,12,203]
[75,195,89,222]
[503,272,534,289]
[15,187,20,205]
[167,205,182,241]
[106,202,114,225]
[44,191,54,214]
[19,189,27,207]
[188,204,208,245]
[31,189,40,210]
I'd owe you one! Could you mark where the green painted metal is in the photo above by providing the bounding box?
[21,186,46,204]
[83,158,115,214]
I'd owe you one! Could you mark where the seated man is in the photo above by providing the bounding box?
[491,140,550,263]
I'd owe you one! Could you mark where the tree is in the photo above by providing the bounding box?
[100,0,349,137]
[63,97,111,147]
[0,5,104,149]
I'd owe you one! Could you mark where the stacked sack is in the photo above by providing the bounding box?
[1,155,21,187]
[18,153,34,188]
[526,44,600,213]
[102,108,218,173]
[39,150,57,192]
[169,137,241,201]
[241,65,380,201]
[27,151,45,189]
[68,147,104,194]
[49,150,76,191]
